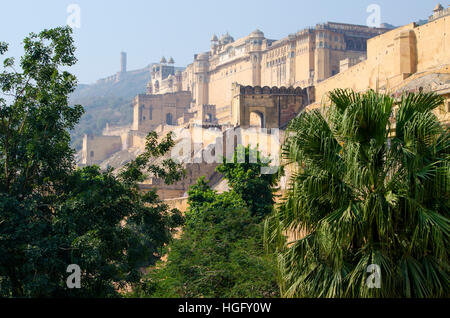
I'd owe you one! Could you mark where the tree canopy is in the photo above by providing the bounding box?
[0,27,184,297]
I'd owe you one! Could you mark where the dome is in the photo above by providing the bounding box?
[220,32,234,44]
[160,56,167,64]
[211,34,218,42]
[250,29,264,38]
[168,57,174,64]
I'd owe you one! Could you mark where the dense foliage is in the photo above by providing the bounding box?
[266,89,450,297]
[216,145,279,220]
[0,27,184,297]
[134,146,280,298]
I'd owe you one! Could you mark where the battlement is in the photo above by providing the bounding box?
[234,84,309,96]
[231,84,314,129]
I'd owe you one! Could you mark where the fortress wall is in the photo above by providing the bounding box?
[103,125,133,150]
[130,132,147,150]
[81,135,122,165]
[103,125,132,136]
[312,59,371,106]
[140,187,186,200]
[313,18,450,106]
[414,17,449,72]
[164,197,189,212]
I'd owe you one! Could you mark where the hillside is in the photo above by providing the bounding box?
[69,66,152,150]
[70,64,183,150]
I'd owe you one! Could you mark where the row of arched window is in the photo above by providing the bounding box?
[266,56,287,68]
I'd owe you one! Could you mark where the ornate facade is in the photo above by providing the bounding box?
[177,22,389,125]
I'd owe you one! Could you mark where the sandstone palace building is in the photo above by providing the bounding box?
[81,4,450,201]
[141,22,389,128]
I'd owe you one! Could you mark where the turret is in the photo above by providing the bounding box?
[220,32,234,45]
[434,3,444,12]
[210,34,219,54]
[120,51,127,73]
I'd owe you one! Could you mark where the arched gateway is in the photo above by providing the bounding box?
[231,83,313,129]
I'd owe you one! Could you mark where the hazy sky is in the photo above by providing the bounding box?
[0,0,440,84]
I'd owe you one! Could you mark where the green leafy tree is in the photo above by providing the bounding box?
[217,145,279,220]
[134,146,281,298]
[135,186,279,298]
[0,27,184,297]
[266,89,450,298]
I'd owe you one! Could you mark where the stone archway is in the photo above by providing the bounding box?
[166,113,173,125]
[231,83,310,129]
[249,111,265,128]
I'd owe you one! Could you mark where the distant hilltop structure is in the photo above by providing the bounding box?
[120,51,127,73]
[429,3,450,21]
[146,56,180,95]
[96,51,155,84]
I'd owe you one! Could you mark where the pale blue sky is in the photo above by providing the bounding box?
[0,0,440,84]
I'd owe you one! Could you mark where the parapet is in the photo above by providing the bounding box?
[232,83,315,105]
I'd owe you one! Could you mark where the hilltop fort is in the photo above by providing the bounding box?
[79,4,450,206]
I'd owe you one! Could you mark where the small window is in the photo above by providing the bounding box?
[90,151,94,158]
[166,113,173,125]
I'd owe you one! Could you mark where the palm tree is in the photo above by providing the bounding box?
[265,89,449,298]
